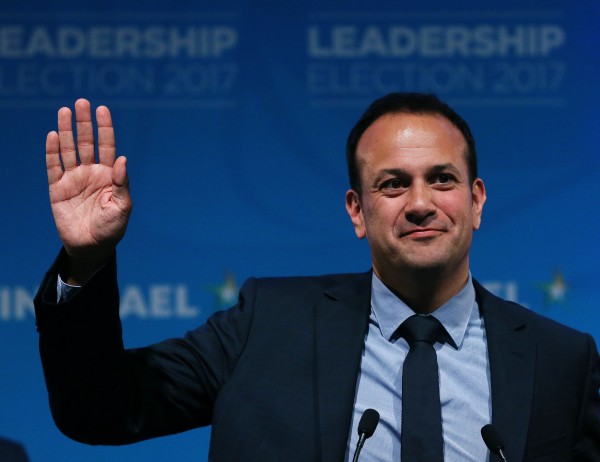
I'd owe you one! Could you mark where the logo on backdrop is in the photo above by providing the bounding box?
[0,273,238,322]
[305,9,567,107]
[205,272,239,310]
[1,273,569,322]
[0,12,240,107]
[536,269,568,308]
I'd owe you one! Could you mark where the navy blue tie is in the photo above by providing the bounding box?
[400,315,444,462]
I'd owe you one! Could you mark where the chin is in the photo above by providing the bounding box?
[393,254,456,273]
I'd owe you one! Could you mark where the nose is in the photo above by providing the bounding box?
[405,181,436,224]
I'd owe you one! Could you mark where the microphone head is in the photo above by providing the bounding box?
[481,424,505,453]
[357,408,380,438]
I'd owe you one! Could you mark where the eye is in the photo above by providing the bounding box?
[381,178,408,190]
[433,173,455,185]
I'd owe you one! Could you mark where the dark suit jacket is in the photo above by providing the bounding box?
[0,437,30,462]
[35,253,600,461]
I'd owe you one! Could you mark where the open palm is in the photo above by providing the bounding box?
[46,99,132,264]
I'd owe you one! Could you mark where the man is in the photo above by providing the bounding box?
[35,93,600,461]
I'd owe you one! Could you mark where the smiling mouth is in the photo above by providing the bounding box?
[402,229,443,238]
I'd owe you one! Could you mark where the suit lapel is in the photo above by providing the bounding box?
[476,281,535,461]
[311,276,536,461]
[314,272,372,462]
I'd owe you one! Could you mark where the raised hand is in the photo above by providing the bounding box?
[46,99,132,283]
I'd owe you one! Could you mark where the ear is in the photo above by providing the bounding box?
[345,189,367,239]
[471,178,487,231]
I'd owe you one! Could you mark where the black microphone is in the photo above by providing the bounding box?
[481,424,508,462]
[352,408,380,462]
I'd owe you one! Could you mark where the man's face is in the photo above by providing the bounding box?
[345,113,486,283]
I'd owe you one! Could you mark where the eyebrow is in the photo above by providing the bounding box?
[377,163,462,178]
[429,163,461,175]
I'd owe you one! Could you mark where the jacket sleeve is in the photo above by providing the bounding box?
[34,249,256,445]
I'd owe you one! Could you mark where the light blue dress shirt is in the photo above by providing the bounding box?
[345,273,491,461]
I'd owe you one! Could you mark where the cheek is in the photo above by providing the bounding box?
[365,200,405,235]
[436,193,473,223]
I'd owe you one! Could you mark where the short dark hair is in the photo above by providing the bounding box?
[346,93,478,193]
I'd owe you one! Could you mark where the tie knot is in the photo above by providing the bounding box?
[400,315,443,346]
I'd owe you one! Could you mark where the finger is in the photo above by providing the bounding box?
[46,131,63,185]
[57,106,77,170]
[96,105,116,166]
[111,156,131,207]
[74,98,95,165]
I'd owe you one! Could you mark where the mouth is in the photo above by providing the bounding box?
[402,228,443,238]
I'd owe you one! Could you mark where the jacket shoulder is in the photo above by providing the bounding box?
[474,279,594,345]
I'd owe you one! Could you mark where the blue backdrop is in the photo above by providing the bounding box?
[1,0,598,460]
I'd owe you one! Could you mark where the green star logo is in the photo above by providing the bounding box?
[205,272,239,311]
[537,270,567,307]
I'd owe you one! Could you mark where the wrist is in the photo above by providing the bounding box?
[61,249,114,285]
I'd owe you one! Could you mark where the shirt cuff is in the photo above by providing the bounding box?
[56,274,82,303]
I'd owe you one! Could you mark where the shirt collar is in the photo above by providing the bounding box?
[371,272,476,349]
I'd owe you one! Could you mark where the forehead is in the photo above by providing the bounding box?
[356,113,468,171]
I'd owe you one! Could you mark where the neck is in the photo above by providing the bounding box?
[376,266,470,314]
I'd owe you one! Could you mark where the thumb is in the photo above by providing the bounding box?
[111,156,131,206]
